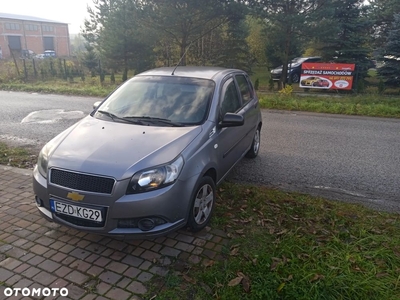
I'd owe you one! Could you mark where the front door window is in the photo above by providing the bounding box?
[220,80,241,116]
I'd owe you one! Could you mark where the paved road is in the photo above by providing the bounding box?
[0,91,98,150]
[230,110,400,212]
[1,91,399,212]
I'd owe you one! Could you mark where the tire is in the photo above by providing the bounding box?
[291,73,300,83]
[246,126,261,158]
[187,176,216,232]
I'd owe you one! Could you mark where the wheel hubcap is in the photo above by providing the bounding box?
[253,129,260,154]
[193,184,214,225]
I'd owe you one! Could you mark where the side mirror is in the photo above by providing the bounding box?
[219,113,244,128]
[93,101,101,110]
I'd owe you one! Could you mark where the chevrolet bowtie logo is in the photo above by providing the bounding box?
[67,192,85,201]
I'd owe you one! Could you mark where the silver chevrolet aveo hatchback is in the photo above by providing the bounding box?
[33,67,262,238]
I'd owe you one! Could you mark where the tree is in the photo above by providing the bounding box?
[216,17,252,71]
[317,0,373,83]
[143,0,232,66]
[200,4,252,71]
[378,13,400,86]
[245,0,330,88]
[370,0,400,48]
[70,34,86,56]
[98,0,155,75]
[245,16,268,66]
[82,0,155,79]
[82,44,98,76]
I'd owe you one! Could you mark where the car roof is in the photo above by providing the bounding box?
[295,56,320,61]
[137,66,244,81]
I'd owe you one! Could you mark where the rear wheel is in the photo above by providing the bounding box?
[246,127,261,158]
[187,176,216,232]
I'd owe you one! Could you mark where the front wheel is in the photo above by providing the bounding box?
[187,176,216,232]
[246,127,261,158]
[290,73,300,83]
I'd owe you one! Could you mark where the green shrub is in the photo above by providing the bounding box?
[268,77,274,91]
[378,78,385,94]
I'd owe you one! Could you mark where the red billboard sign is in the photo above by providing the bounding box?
[300,63,356,90]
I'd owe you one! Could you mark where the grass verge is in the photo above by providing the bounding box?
[147,183,400,300]
[0,82,114,97]
[259,94,400,118]
[0,142,37,168]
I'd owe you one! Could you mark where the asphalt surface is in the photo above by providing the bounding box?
[230,110,400,212]
[1,91,399,212]
[0,91,98,150]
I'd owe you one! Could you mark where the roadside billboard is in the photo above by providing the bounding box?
[300,63,356,90]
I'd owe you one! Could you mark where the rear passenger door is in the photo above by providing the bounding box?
[217,77,246,179]
[233,73,259,150]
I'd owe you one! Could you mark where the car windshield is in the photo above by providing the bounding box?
[95,76,215,126]
[290,57,307,64]
[284,58,303,68]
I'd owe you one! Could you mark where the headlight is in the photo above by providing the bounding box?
[126,156,184,194]
[37,144,51,178]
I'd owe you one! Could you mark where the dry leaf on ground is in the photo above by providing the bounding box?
[228,276,243,287]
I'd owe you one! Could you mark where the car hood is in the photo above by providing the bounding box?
[48,116,202,180]
[272,63,300,72]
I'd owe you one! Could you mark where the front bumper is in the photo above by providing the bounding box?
[271,71,294,81]
[271,72,282,81]
[32,166,197,238]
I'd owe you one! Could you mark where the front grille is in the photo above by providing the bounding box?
[55,213,106,228]
[50,169,115,194]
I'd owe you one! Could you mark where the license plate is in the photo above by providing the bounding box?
[50,200,103,222]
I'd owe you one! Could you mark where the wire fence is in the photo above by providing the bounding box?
[0,57,84,83]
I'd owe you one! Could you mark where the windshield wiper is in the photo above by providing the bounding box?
[124,116,184,127]
[97,110,144,125]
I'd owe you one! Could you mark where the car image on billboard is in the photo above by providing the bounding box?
[300,76,332,88]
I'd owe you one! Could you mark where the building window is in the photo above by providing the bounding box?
[5,23,21,30]
[42,25,54,32]
[24,24,38,31]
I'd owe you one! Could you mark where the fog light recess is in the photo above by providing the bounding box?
[138,218,155,231]
[117,216,167,230]
[35,196,43,207]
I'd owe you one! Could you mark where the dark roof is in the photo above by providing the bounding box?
[0,12,67,24]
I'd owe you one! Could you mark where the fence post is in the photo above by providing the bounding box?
[23,59,28,81]
[32,59,38,78]
[8,45,20,77]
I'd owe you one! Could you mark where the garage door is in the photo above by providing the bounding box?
[8,36,22,50]
[43,37,54,51]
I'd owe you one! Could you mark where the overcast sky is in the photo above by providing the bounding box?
[3,0,93,34]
